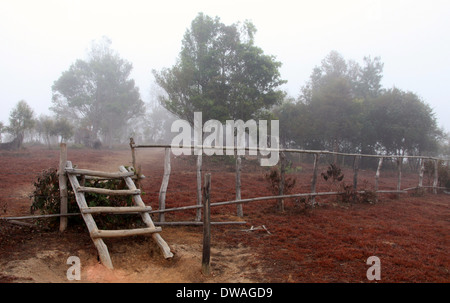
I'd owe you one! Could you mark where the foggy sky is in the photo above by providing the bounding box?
[1,0,449,132]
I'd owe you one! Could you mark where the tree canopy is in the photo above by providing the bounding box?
[153,13,286,125]
[5,100,35,148]
[275,51,442,160]
[51,37,144,147]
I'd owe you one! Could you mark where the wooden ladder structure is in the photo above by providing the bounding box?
[65,161,173,269]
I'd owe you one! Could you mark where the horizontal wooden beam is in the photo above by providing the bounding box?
[153,221,247,226]
[131,144,449,161]
[66,168,134,179]
[91,227,162,238]
[80,206,152,214]
[76,186,140,196]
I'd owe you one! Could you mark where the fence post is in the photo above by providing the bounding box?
[397,157,403,198]
[352,156,360,203]
[158,148,171,222]
[196,154,203,221]
[236,156,243,217]
[59,143,68,232]
[130,137,136,170]
[202,173,211,276]
[375,157,383,202]
[278,151,286,212]
[433,159,438,194]
[418,158,425,188]
[310,153,319,207]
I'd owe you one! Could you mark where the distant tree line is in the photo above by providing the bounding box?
[0,13,448,159]
[274,51,443,159]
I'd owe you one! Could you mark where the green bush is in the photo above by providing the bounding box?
[30,167,143,229]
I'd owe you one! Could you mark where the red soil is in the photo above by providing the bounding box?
[0,146,449,283]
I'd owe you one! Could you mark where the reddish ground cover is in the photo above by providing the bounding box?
[0,146,448,282]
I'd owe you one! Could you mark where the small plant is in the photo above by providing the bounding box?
[265,167,296,196]
[339,183,355,203]
[321,163,344,193]
[321,164,376,204]
[357,180,377,204]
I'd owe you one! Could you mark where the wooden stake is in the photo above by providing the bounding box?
[196,154,202,221]
[310,153,319,207]
[397,157,403,198]
[375,157,383,203]
[278,151,285,212]
[352,156,360,203]
[158,148,171,222]
[433,159,438,194]
[59,143,68,232]
[418,158,425,188]
[130,137,136,169]
[202,173,211,276]
[236,156,243,217]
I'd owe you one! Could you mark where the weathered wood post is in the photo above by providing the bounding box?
[310,153,320,207]
[352,155,360,203]
[236,156,243,217]
[375,157,383,202]
[433,159,438,194]
[158,148,171,222]
[202,173,211,276]
[130,137,136,169]
[196,154,203,221]
[129,137,141,189]
[59,143,68,232]
[278,151,286,212]
[397,157,403,198]
[418,158,425,188]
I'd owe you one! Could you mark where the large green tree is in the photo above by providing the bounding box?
[366,87,441,156]
[276,51,440,161]
[153,13,286,125]
[51,37,144,147]
[297,51,365,155]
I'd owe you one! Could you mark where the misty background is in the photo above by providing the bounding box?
[1,0,449,151]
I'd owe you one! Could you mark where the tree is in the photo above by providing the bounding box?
[0,121,4,142]
[298,51,364,157]
[153,13,286,125]
[279,51,440,163]
[6,100,35,148]
[53,118,74,143]
[51,37,144,148]
[35,115,55,148]
[367,87,441,156]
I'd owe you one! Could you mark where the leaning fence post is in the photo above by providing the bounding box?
[59,143,68,232]
[310,153,319,207]
[202,173,211,276]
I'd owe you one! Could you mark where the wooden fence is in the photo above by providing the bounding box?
[130,139,450,220]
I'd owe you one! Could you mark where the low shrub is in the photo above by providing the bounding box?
[30,167,143,229]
